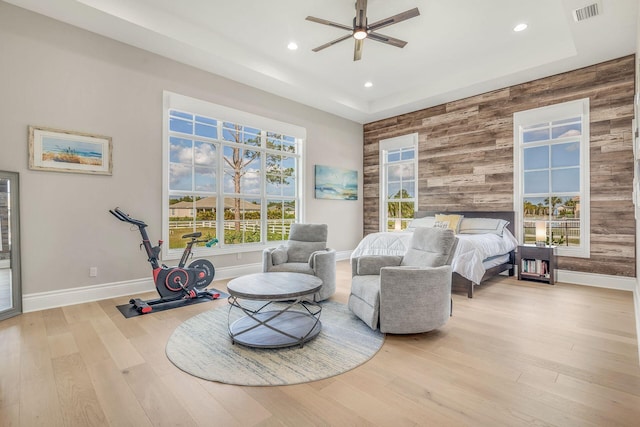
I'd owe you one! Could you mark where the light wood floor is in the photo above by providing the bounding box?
[1,261,639,426]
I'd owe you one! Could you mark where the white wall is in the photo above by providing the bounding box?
[0,2,363,296]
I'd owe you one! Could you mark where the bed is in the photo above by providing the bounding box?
[351,211,517,298]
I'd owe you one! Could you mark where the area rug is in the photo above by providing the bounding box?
[165,300,385,386]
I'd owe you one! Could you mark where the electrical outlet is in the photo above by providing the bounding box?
[236,252,242,260]
[89,267,98,277]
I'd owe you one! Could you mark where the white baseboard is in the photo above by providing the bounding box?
[23,278,155,313]
[22,263,263,313]
[556,269,636,292]
[634,284,640,363]
[21,261,635,313]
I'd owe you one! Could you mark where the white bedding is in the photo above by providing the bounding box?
[350,229,518,284]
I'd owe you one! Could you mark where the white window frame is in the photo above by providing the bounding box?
[513,98,590,258]
[379,133,419,232]
[162,91,306,260]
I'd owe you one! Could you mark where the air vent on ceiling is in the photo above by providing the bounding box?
[572,2,601,22]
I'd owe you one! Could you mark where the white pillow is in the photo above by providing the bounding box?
[406,216,436,230]
[458,218,509,236]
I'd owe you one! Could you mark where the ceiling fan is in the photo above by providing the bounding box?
[306,0,420,61]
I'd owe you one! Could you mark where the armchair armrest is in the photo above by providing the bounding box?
[353,255,403,276]
[309,248,337,301]
[262,247,275,272]
[309,248,332,268]
[263,245,290,272]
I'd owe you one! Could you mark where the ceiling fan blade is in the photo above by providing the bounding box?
[312,34,353,52]
[354,38,364,61]
[306,16,353,32]
[367,32,408,48]
[368,7,420,32]
[355,0,368,28]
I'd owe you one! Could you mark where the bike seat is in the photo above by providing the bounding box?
[182,232,202,239]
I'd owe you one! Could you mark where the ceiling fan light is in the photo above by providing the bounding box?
[353,29,368,40]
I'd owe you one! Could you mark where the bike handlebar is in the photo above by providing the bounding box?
[109,207,147,227]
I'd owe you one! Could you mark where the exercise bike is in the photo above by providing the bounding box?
[110,207,220,314]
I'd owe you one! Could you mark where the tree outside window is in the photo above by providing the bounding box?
[515,99,590,257]
[165,96,301,254]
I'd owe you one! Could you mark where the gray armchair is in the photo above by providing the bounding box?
[348,227,458,334]
[263,223,336,302]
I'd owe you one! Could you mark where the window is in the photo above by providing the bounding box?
[379,134,418,231]
[514,98,590,257]
[163,92,304,258]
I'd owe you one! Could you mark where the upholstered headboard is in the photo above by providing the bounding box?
[415,211,515,236]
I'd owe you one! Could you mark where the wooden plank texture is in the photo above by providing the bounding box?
[363,55,636,277]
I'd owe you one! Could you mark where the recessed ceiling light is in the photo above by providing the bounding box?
[287,42,298,50]
[364,81,373,88]
[513,23,528,32]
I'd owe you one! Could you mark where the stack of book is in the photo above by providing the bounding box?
[521,259,550,278]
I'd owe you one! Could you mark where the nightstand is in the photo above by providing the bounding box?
[516,245,555,285]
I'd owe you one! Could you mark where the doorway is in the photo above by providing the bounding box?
[0,171,22,320]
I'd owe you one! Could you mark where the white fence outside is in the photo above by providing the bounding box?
[523,219,580,245]
[169,219,294,234]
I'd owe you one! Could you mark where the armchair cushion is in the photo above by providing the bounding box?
[287,241,326,263]
[268,262,314,275]
[271,245,288,265]
[289,223,328,242]
[401,227,456,268]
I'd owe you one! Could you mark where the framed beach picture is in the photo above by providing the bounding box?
[28,126,112,175]
[314,165,358,200]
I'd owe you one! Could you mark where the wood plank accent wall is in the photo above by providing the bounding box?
[363,55,636,277]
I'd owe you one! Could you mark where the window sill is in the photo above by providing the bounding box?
[163,241,285,261]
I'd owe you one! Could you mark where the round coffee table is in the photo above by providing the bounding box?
[226,272,323,348]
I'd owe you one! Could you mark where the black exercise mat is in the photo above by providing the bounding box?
[116,288,228,318]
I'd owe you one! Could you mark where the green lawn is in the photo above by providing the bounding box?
[169,227,216,249]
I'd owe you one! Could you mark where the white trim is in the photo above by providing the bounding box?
[164,91,306,137]
[23,278,155,313]
[379,134,419,151]
[634,284,640,364]
[22,263,264,313]
[513,98,590,258]
[379,133,419,232]
[556,269,635,291]
[162,91,306,260]
[20,262,635,313]
[0,259,9,269]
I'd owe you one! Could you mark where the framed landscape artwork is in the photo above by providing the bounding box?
[314,165,358,200]
[28,126,113,175]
